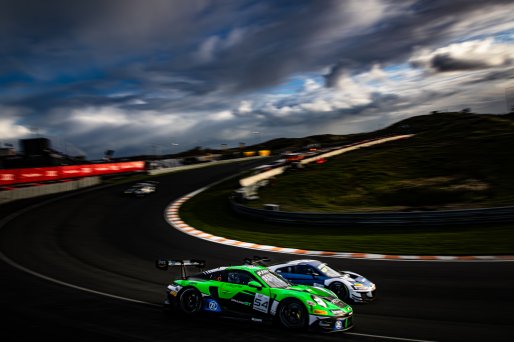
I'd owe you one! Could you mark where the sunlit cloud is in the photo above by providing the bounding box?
[410,38,514,72]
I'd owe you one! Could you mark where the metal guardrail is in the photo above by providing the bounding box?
[230,199,514,226]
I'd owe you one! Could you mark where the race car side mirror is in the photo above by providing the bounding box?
[248,281,263,290]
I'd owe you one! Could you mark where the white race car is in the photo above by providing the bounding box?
[123,182,157,196]
[268,259,376,303]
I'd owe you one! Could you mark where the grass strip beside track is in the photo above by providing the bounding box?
[179,176,514,255]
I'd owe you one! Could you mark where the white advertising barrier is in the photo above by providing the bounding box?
[239,166,286,187]
[239,135,414,187]
[300,134,414,165]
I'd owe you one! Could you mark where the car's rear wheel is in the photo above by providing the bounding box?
[277,298,307,330]
[177,288,202,314]
[329,282,350,302]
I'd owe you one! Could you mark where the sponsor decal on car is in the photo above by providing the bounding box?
[231,299,251,306]
[253,293,270,313]
[204,267,227,274]
[203,298,222,312]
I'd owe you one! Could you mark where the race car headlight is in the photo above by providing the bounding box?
[311,295,327,308]
[351,283,369,290]
[313,309,328,315]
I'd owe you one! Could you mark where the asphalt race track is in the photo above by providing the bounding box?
[1,161,513,342]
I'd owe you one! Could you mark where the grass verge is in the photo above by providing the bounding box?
[179,176,514,255]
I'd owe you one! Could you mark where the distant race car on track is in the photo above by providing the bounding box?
[155,259,354,332]
[268,259,376,303]
[123,181,157,196]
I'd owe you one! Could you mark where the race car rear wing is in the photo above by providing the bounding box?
[155,259,206,279]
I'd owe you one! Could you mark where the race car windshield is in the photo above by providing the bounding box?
[318,264,341,277]
[257,270,292,288]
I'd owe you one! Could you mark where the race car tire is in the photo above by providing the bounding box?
[277,298,308,330]
[329,282,350,302]
[177,287,203,315]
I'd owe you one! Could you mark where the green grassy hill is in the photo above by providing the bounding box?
[251,112,514,212]
[180,112,514,254]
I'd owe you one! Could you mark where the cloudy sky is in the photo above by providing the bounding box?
[1,0,513,158]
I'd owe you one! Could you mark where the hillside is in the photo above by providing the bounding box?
[250,112,514,212]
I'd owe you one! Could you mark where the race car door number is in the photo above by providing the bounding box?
[253,293,270,313]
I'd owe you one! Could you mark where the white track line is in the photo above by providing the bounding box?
[0,250,159,307]
[0,188,160,307]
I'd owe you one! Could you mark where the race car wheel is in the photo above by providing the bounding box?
[329,282,350,302]
[277,299,307,330]
[177,288,202,314]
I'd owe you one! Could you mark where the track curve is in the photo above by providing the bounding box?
[167,189,514,261]
[1,162,513,341]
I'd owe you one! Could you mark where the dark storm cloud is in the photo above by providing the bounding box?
[219,0,512,92]
[430,54,492,72]
[411,50,514,73]
[324,61,357,88]
[2,0,511,97]
[322,0,514,86]
[1,0,513,157]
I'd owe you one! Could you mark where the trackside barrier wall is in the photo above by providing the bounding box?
[0,161,145,186]
[230,199,514,226]
[0,177,100,204]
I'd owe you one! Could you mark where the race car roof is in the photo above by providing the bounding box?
[203,265,268,274]
[272,259,324,267]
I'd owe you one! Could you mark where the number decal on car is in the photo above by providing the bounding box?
[253,293,270,313]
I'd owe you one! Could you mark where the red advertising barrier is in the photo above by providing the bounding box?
[16,167,61,183]
[0,161,145,186]
[0,170,16,185]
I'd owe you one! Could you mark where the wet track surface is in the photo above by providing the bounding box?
[1,162,514,341]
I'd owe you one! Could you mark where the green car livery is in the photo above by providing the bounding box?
[156,260,353,332]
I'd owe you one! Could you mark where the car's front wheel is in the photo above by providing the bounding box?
[277,298,307,330]
[177,287,202,314]
[329,282,350,302]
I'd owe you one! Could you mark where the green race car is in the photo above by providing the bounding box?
[155,259,354,332]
